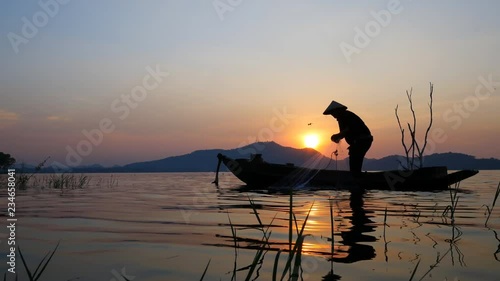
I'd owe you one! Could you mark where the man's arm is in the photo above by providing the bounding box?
[331,127,349,143]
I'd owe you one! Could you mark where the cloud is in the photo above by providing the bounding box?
[0,109,19,121]
[46,115,71,122]
[0,109,19,129]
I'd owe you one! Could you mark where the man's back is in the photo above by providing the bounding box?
[336,110,371,144]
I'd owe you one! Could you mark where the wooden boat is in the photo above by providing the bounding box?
[214,153,479,191]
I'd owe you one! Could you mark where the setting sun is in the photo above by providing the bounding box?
[304,134,320,149]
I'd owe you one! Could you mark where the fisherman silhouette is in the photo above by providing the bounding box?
[323,101,373,178]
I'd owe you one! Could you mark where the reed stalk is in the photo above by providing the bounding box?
[228,213,238,281]
[443,183,460,225]
[199,259,211,281]
[408,259,420,281]
[416,248,451,281]
[244,197,278,281]
[280,202,314,281]
[288,189,293,254]
[272,250,282,281]
[216,187,321,281]
[383,206,389,236]
[329,197,334,257]
[484,182,500,226]
[18,241,60,281]
[245,233,270,281]
[383,205,391,262]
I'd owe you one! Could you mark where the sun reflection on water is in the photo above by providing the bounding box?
[7,172,500,281]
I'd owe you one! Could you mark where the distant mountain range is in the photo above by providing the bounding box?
[12,141,500,173]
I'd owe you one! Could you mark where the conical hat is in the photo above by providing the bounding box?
[323,100,347,115]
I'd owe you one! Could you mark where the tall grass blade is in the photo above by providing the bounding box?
[329,198,335,256]
[33,241,60,281]
[18,241,60,281]
[485,182,500,226]
[280,202,315,281]
[245,208,277,281]
[493,182,500,207]
[287,188,294,280]
[248,195,263,228]
[246,250,264,281]
[292,213,300,236]
[384,206,388,225]
[228,213,238,281]
[291,235,305,281]
[417,248,451,281]
[227,213,238,250]
[18,246,34,281]
[272,250,282,281]
[199,259,211,281]
[289,189,293,254]
[32,252,51,278]
[383,206,388,237]
[245,232,270,281]
[408,259,420,281]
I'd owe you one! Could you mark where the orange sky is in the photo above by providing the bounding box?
[1,1,499,166]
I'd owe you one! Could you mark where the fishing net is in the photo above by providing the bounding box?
[270,142,345,190]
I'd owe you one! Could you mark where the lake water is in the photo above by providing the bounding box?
[1,171,499,281]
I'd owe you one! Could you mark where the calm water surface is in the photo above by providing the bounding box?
[1,171,499,280]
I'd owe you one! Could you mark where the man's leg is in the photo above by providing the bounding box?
[349,139,372,177]
[349,146,363,177]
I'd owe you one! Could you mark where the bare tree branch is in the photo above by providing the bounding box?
[407,123,417,169]
[418,82,434,167]
[395,105,410,169]
[395,84,435,170]
[406,88,417,167]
